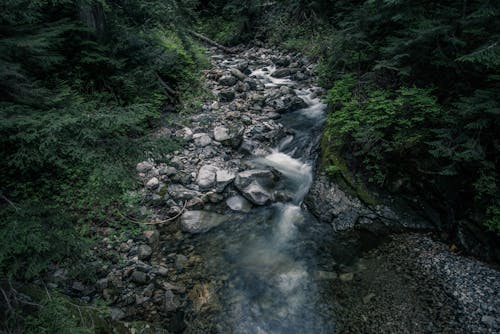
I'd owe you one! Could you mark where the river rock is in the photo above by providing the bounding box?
[230,68,246,81]
[143,230,159,249]
[235,180,272,205]
[271,68,291,78]
[138,244,152,260]
[109,307,126,321]
[267,94,307,113]
[164,290,179,312]
[226,195,252,212]
[216,169,236,191]
[196,165,218,190]
[180,210,229,234]
[219,75,237,86]
[219,89,235,102]
[168,184,199,201]
[159,166,177,176]
[137,161,154,173]
[213,126,230,142]
[213,126,243,148]
[131,271,148,284]
[146,177,160,190]
[235,169,277,188]
[193,133,212,147]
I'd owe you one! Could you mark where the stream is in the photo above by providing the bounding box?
[182,68,342,333]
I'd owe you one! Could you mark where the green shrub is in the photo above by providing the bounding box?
[325,75,442,184]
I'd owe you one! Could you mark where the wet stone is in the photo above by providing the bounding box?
[180,210,229,234]
[226,195,252,212]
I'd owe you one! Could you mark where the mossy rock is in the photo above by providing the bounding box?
[320,133,378,206]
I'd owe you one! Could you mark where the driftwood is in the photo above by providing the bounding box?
[188,30,235,54]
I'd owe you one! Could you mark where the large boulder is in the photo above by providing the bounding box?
[234,169,277,205]
[180,210,229,234]
[196,165,218,190]
[234,169,277,188]
[237,181,272,205]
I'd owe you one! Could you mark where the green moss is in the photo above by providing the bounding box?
[320,133,378,206]
[158,184,168,198]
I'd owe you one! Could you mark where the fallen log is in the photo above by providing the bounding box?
[188,30,235,54]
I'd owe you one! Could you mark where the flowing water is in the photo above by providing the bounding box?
[184,67,346,333]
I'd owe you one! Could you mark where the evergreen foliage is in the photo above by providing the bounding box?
[203,0,500,234]
[0,0,205,283]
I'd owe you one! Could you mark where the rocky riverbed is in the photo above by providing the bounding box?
[44,46,499,333]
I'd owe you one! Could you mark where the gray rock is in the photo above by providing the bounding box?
[159,166,177,176]
[236,61,249,73]
[213,126,243,148]
[230,67,246,81]
[213,126,230,142]
[180,127,193,140]
[164,290,179,312]
[271,68,291,78]
[236,180,272,206]
[267,94,307,113]
[219,89,235,102]
[481,315,496,327]
[138,244,152,260]
[226,195,252,212]
[363,293,376,304]
[180,210,229,234]
[109,307,125,321]
[305,174,365,231]
[146,177,160,189]
[168,184,199,201]
[219,75,238,86]
[193,133,212,147]
[196,165,218,190]
[175,254,188,271]
[155,265,169,276]
[143,230,159,249]
[235,169,277,189]
[131,271,148,284]
[137,161,154,173]
[186,197,204,210]
[96,278,108,291]
[216,170,236,192]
